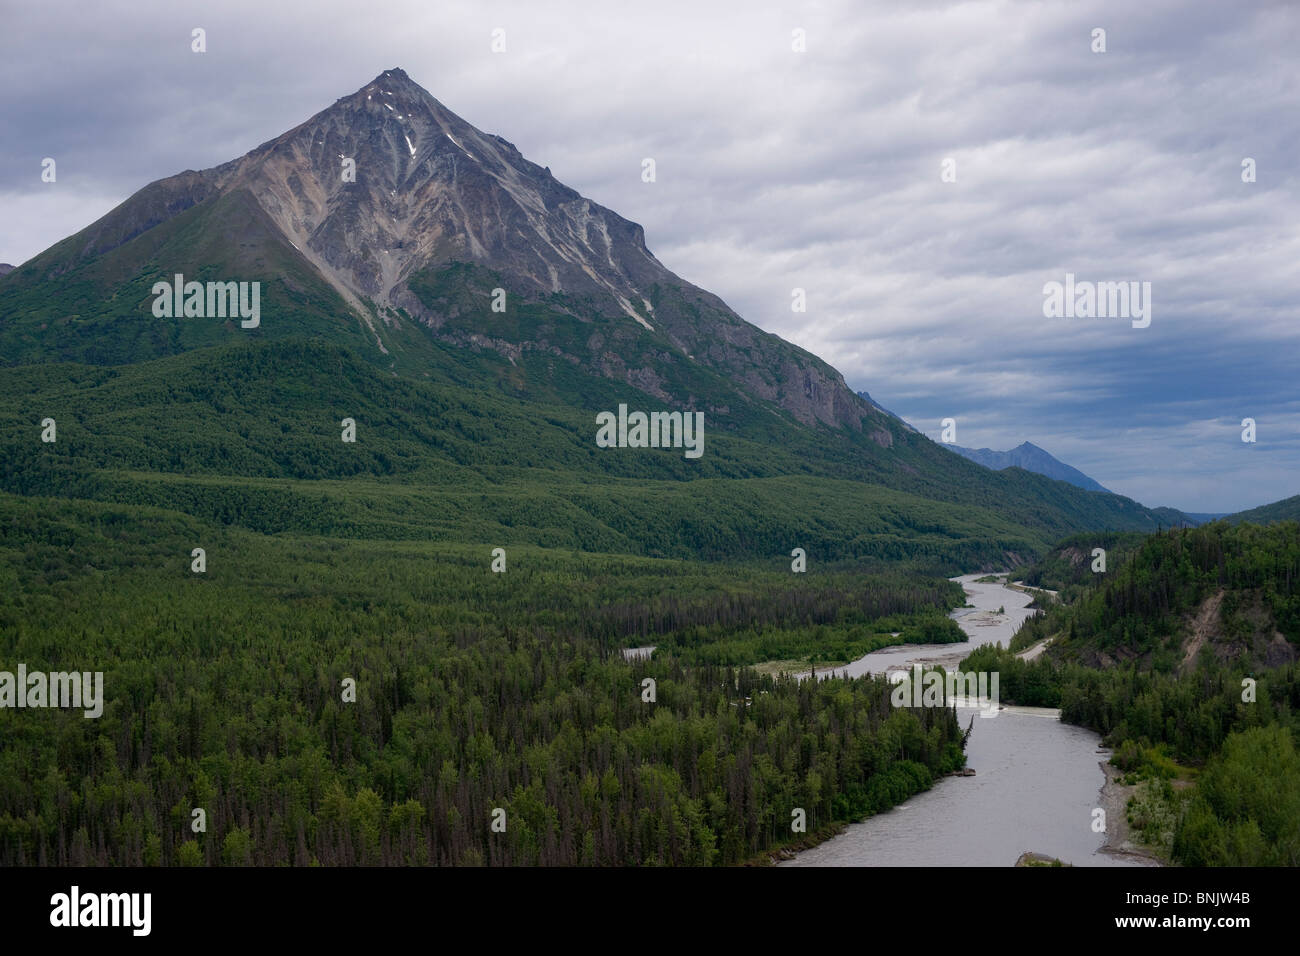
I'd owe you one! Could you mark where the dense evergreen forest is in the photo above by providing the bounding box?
[0,328,1180,869]
[0,493,968,866]
[966,521,1300,865]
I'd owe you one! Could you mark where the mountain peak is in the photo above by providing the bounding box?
[189,68,651,323]
[357,67,434,102]
[3,70,889,431]
[946,440,1111,494]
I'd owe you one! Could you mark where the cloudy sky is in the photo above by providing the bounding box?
[2,0,1297,512]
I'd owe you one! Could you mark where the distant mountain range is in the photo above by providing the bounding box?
[0,264,14,276]
[851,395,1286,523]
[942,441,1280,525]
[944,441,1111,493]
[851,391,1113,493]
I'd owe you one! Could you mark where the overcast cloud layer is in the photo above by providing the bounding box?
[2,0,1296,512]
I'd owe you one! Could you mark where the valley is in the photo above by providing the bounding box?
[1,68,1296,871]
[784,575,1149,867]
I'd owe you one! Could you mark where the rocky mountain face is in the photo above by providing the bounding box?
[945,440,1111,493]
[15,68,876,432]
[855,390,914,429]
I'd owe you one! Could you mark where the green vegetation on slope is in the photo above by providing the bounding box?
[0,190,373,366]
[0,338,1185,571]
[1015,521,1300,669]
[1228,494,1300,527]
[1175,725,1300,866]
[1015,530,1150,606]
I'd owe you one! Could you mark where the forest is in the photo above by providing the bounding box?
[0,330,1173,868]
[0,492,968,866]
[1011,520,1300,665]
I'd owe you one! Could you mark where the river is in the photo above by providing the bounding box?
[781,574,1145,867]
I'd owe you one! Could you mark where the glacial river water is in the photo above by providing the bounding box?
[782,574,1143,867]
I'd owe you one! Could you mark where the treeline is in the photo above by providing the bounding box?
[593,575,965,666]
[962,644,1300,764]
[0,493,966,866]
[0,463,1045,572]
[591,575,963,641]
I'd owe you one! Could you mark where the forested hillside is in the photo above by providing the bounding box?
[963,521,1300,865]
[0,338,1182,572]
[1016,531,1150,605]
[0,329,1208,867]
[1020,521,1300,670]
[1228,494,1300,527]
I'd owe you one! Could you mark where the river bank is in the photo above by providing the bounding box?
[779,573,1154,867]
[1097,761,1166,865]
[789,573,1039,682]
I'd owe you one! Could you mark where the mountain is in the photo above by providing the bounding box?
[0,67,1220,870]
[0,68,866,431]
[0,68,1185,567]
[944,441,1111,493]
[0,264,14,276]
[1226,495,1300,525]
